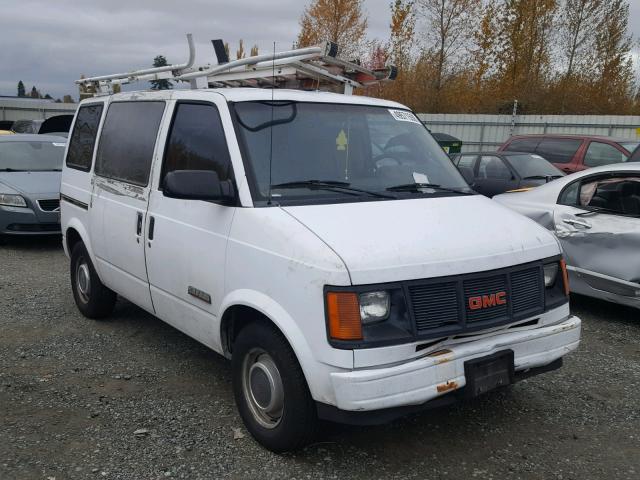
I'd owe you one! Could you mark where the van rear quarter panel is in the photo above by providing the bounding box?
[60,98,107,259]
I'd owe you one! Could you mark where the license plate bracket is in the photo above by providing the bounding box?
[464,350,514,398]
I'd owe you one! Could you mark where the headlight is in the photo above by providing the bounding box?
[544,259,570,309]
[0,193,27,207]
[543,263,559,287]
[326,288,412,346]
[359,291,390,324]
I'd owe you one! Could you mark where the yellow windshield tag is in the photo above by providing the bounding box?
[336,130,348,151]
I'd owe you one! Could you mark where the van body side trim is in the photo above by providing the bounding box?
[60,194,89,211]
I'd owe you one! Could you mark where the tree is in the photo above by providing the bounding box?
[150,55,173,90]
[250,45,259,56]
[591,0,634,112]
[297,0,368,60]
[492,0,558,112]
[384,0,417,106]
[236,39,246,60]
[63,95,74,103]
[556,0,605,111]
[17,81,25,97]
[30,86,40,99]
[417,0,481,111]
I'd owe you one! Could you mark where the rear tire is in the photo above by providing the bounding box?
[70,242,116,319]
[232,321,318,452]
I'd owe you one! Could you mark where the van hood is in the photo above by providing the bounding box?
[0,171,61,195]
[282,196,560,284]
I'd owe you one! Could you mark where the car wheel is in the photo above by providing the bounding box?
[70,242,116,319]
[232,321,318,452]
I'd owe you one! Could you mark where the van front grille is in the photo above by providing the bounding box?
[406,263,545,337]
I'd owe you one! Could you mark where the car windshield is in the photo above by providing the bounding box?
[506,154,563,178]
[620,142,640,154]
[233,101,471,205]
[0,140,65,171]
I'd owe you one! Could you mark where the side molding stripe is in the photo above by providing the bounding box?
[60,194,89,211]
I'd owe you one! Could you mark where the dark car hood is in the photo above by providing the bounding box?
[0,171,61,195]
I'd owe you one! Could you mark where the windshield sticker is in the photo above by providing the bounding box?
[413,172,429,184]
[53,143,66,147]
[389,109,421,124]
[336,130,348,151]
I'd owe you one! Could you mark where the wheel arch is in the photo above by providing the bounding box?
[64,219,96,264]
[218,290,319,397]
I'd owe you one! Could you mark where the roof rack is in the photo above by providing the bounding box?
[77,34,397,97]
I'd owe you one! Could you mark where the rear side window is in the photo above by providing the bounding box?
[536,138,582,164]
[583,141,626,167]
[629,146,640,163]
[66,104,103,171]
[478,156,512,179]
[161,102,232,186]
[95,101,165,186]
[504,138,540,153]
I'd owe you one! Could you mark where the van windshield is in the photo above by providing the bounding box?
[232,101,471,205]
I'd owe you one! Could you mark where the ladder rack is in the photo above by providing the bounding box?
[77,34,397,97]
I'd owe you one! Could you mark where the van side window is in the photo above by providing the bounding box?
[95,101,165,186]
[536,138,581,164]
[66,104,103,171]
[161,103,232,187]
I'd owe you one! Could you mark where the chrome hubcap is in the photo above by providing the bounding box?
[76,261,91,303]
[242,348,284,429]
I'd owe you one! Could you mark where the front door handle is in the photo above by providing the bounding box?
[563,218,592,228]
[136,212,143,235]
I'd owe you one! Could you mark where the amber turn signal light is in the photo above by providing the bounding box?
[560,259,570,297]
[326,292,362,341]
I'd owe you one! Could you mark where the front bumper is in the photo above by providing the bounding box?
[329,315,580,412]
[0,205,60,235]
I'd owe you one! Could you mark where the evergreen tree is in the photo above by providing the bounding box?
[150,55,173,90]
[17,81,26,97]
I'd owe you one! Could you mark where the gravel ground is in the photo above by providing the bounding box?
[1,236,638,480]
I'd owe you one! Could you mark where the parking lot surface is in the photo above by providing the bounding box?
[1,237,638,480]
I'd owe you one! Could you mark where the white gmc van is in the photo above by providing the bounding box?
[61,88,581,451]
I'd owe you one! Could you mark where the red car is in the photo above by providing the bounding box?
[498,134,639,174]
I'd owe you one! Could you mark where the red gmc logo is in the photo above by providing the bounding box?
[468,292,507,310]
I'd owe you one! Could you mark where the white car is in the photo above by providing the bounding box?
[495,163,640,309]
[61,88,580,451]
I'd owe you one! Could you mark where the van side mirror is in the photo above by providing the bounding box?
[457,165,475,186]
[163,170,235,203]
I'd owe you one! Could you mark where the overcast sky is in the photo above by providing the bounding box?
[0,0,638,101]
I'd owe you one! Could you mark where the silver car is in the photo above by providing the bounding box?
[494,163,640,309]
[0,135,66,239]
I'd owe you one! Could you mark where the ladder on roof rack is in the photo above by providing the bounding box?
[77,34,397,97]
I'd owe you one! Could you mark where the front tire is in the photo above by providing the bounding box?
[70,242,116,319]
[232,322,318,452]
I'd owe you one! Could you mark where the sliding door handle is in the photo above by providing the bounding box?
[136,212,143,235]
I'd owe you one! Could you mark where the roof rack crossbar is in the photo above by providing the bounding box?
[177,42,335,81]
[77,34,195,85]
[76,35,397,97]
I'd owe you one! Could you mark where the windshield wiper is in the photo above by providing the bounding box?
[271,180,396,199]
[386,183,474,195]
[522,175,563,181]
